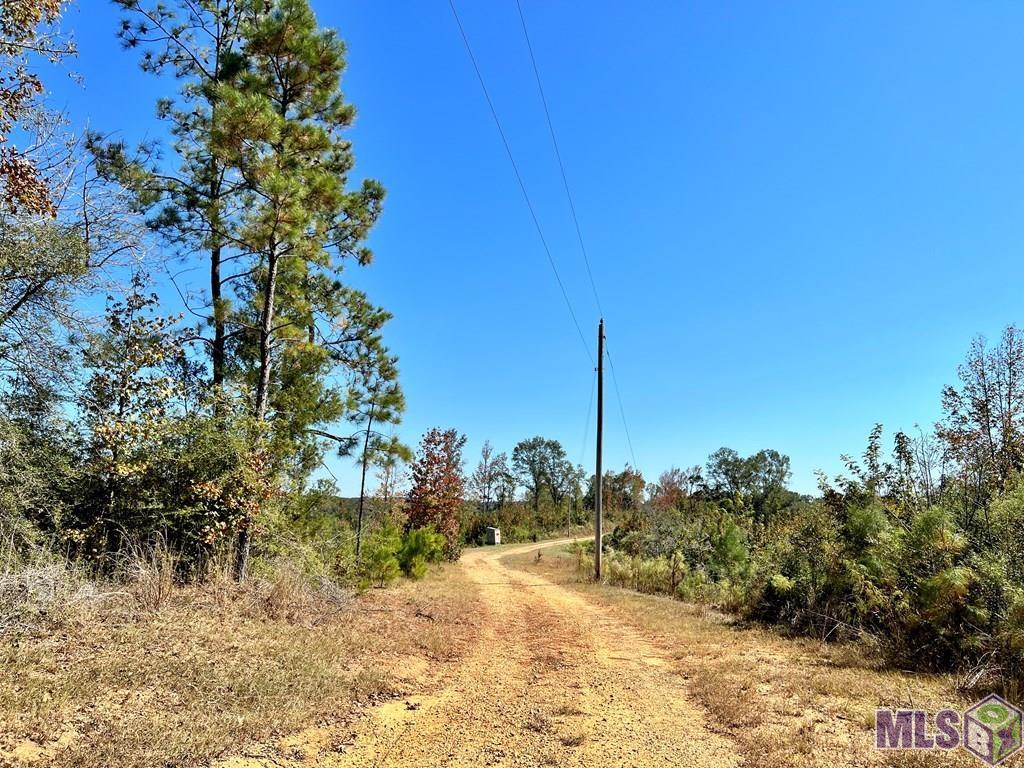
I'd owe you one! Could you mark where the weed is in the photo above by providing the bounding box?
[560,731,587,747]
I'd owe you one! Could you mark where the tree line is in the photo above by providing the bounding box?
[596,326,1024,689]
[1,0,422,584]
[0,0,640,586]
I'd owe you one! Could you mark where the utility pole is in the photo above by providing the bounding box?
[595,318,604,580]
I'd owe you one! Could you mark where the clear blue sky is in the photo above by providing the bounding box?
[49,1,1024,495]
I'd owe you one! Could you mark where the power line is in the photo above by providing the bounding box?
[514,0,603,318]
[450,1,640,476]
[448,0,594,366]
[604,338,638,470]
[514,2,639,473]
[580,365,597,466]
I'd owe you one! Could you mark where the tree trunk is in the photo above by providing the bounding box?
[207,77,225,404]
[211,239,224,395]
[234,527,252,581]
[253,243,280,423]
[355,407,375,562]
[235,241,281,581]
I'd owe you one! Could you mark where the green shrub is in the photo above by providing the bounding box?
[991,480,1024,583]
[359,523,402,588]
[604,551,632,589]
[507,525,535,544]
[638,557,670,594]
[708,518,749,583]
[398,526,445,580]
[676,569,711,602]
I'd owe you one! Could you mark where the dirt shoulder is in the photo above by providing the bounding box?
[508,543,977,768]
[3,542,983,768]
[0,566,481,768]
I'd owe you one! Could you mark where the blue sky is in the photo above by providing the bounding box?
[49,1,1024,494]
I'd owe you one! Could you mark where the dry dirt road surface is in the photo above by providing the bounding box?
[333,540,742,767]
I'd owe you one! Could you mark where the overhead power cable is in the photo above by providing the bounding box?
[604,339,639,470]
[514,1,640,473]
[580,366,597,467]
[448,0,594,365]
[514,0,603,318]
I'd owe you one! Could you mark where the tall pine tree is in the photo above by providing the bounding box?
[219,0,385,577]
[101,0,389,578]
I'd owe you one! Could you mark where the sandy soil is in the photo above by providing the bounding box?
[212,539,976,768]
[325,539,742,767]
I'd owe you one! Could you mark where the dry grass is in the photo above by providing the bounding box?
[508,546,980,768]
[551,704,584,717]
[524,711,552,733]
[117,538,177,614]
[0,558,481,768]
[0,546,109,638]
[559,730,587,747]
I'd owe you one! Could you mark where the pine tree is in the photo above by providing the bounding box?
[103,1,389,578]
[217,0,386,577]
[344,343,410,561]
[97,0,256,396]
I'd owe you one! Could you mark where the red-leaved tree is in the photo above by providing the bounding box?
[406,427,466,561]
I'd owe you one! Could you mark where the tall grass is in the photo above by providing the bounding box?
[0,537,109,637]
[0,532,360,640]
[0,534,477,768]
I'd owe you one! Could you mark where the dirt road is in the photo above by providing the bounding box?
[332,540,742,767]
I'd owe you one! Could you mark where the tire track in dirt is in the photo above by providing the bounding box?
[328,540,742,767]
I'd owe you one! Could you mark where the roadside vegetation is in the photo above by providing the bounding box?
[0,3,477,763]
[0,0,473,606]
[510,545,976,768]
[560,327,1024,696]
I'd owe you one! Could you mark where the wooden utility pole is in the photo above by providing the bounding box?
[595,318,604,580]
